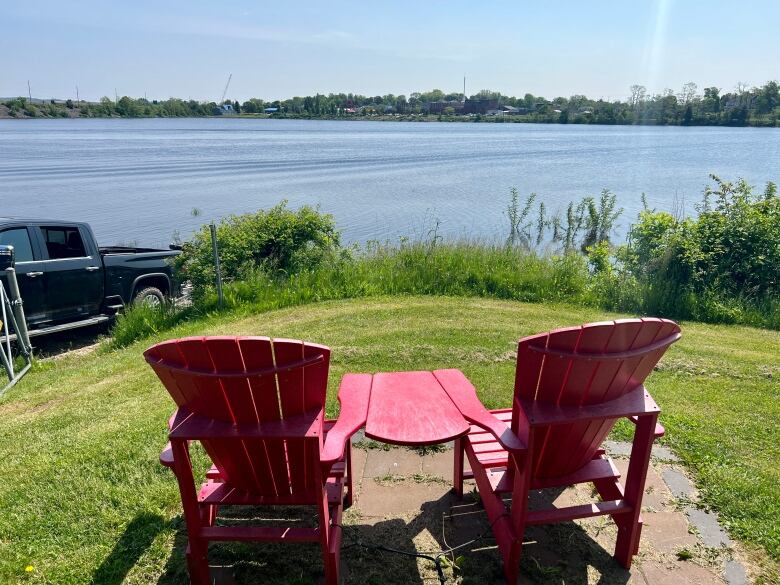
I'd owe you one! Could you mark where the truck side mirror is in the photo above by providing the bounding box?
[0,245,15,271]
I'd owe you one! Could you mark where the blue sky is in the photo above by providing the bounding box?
[2,1,778,102]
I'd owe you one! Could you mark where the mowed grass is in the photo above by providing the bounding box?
[1,296,778,583]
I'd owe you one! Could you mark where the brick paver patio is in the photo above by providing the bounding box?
[208,439,749,584]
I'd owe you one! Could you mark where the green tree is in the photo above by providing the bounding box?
[702,87,721,113]
[756,81,779,114]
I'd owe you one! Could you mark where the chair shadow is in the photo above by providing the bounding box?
[151,486,633,584]
[364,487,634,585]
[91,512,170,585]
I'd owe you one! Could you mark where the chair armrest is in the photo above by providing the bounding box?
[160,441,175,468]
[161,411,222,478]
[321,374,371,466]
[160,410,182,468]
[433,369,526,453]
[627,415,665,438]
[517,385,660,427]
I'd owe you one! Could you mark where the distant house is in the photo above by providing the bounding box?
[722,95,756,110]
[221,103,234,113]
[264,107,279,113]
[501,105,520,114]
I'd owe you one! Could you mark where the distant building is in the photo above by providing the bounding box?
[264,107,279,113]
[425,100,464,114]
[463,99,499,114]
[221,103,234,113]
[722,95,756,110]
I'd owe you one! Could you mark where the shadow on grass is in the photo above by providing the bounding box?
[150,488,633,584]
[91,513,170,585]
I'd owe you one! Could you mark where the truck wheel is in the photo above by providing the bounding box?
[133,286,165,308]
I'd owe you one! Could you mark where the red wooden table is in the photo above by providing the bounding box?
[365,371,470,445]
[337,369,525,450]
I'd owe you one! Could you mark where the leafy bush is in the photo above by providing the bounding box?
[174,201,341,297]
[619,175,779,325]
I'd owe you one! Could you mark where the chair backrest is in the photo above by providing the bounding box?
[145,336,331,497]
[512,318,680,479]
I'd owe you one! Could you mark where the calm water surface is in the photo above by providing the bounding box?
[1,118,778,247]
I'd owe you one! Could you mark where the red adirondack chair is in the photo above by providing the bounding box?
[145,336,370,585]
[445,318,681,583]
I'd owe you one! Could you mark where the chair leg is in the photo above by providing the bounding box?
[593,474,634,563]
[171,440,211,585]
[614,414,657,568]
[503,539,522,585]
[453,437,464,497]
[344,445,354,508]
[325,539,341,585]
[186,541,212,585]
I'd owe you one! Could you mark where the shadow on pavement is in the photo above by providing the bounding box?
[152,488,633,584]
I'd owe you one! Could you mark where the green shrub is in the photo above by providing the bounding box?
[619,175,779,325]
[174,201,341,297]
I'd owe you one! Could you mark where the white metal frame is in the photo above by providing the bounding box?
[1,280,32,396]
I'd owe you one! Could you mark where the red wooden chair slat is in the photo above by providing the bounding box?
[303,342,331,412]
[451,319,681,584]
[273,339,310,495]
[146,336,365,585]
[238,337,287,496]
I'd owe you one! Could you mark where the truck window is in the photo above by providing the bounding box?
[0,228,34,262]
[41,227,88,259]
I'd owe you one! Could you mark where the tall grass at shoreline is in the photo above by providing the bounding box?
[111,241,588,347]
[111,239,779,348]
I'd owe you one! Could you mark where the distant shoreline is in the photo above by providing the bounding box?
[1,109,777,129]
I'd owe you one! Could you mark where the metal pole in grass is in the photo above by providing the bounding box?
[210,221,224,308]
[4,268,32,356]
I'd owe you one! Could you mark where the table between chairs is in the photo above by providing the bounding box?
[339,369,522,452]
[363,370,471,445]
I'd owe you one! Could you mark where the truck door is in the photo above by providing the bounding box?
[37,225,103,321]
[0,226,48,326]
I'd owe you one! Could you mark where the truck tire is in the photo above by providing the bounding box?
[133,286,165,308]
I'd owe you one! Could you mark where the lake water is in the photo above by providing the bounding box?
[1,118,778,247]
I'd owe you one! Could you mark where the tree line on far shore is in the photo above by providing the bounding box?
[3,80,779,127]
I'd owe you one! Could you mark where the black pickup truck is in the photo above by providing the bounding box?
[0,219,179,336]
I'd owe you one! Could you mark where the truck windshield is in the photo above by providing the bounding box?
[0,228,34,262]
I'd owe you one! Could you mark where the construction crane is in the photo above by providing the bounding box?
[220,73,232,105]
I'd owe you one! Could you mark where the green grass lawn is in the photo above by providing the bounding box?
[1,296,778,583]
